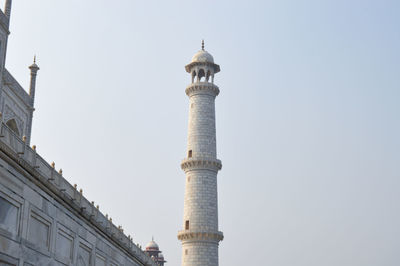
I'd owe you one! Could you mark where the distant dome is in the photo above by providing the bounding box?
[29,62,39,69]
[145,240,159,250]
[191,49,214,63]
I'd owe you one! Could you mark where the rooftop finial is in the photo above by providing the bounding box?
[201,40,204,50]
[33,55,36,64]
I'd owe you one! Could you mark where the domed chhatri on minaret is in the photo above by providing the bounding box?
[144,238,167,266]
[190,41,214,63]
[177,41,224,266]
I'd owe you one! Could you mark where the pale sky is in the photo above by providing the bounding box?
[4,1,400,265]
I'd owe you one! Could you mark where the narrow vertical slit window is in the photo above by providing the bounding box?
[185,220,189,230]
[188,150,192,158]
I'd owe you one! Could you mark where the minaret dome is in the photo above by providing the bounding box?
[185,41,220,84]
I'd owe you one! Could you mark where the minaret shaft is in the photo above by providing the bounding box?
[187,93,217,159]
[178,46,223,266]
[184,92,219,232]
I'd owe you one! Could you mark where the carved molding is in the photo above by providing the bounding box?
[181,157,222,172]
[185,83,220,97]
[177,230,224,242]
[185,61,220,73]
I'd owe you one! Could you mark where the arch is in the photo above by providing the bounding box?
[6,119,20,136]
[198,68,205,82]
[192,70,196,83]
[206,70,211,82]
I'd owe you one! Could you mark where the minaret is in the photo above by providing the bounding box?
[4,0,12,19]
[29,56,40,104]
[178,41,223,266]
[25,56,39,145]
[0,0,12,74]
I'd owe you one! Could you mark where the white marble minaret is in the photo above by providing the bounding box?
[177,41,223,266]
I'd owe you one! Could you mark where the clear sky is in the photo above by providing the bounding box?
[4,0,400,265]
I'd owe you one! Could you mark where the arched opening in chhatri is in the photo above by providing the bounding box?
[198,68,205,82]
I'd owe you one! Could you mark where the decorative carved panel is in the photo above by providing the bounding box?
[28,212,51,250]
[56,228,74,260]
[95,255,106,266]
[0,195,19,234]
[77,243,91,266]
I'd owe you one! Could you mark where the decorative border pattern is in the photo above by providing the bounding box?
[177,230,224,242]
[185,61,220,73]
[181,157,222,172]
[185,83,220,97]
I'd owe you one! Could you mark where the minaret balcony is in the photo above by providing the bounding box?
[181,157,222,172]
[177,230,224,243]
[185,82,220,97]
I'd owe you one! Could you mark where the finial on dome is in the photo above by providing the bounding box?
[202,40,204,50]
[29,55,39,70]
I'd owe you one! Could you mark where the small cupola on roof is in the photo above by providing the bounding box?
[145,239,159,251]
[144,238,167,265]
[186,40,220,83]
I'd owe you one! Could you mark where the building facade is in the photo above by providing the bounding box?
[0,2,159,266]
[177,42,224,266]
[0,0,37,146]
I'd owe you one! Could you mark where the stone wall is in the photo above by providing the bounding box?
[181,241,218,266]
[0,122,157,266]
[0,69,31,140]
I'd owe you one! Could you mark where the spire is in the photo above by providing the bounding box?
[29,55,40,105]
[201,40,204,50]
[30,55,39,69]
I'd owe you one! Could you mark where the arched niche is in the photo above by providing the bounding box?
[198,69,205,82]
[6,119,20,136]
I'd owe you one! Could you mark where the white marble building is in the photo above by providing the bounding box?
[0,1,36,146]
[177,42,224,266]
[0,2,160,266]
